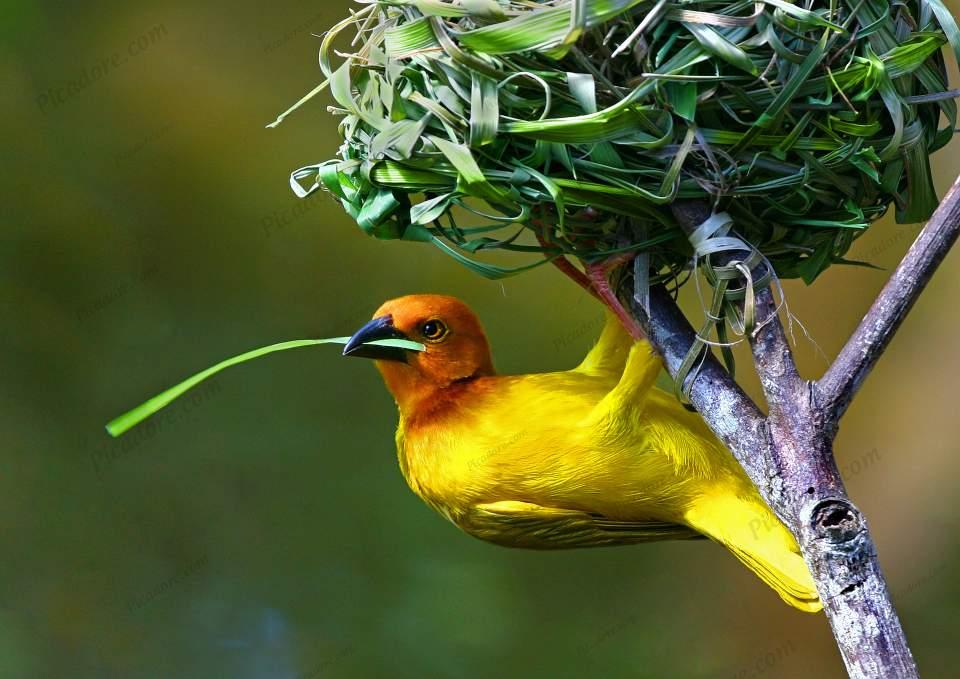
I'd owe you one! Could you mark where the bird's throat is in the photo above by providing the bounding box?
[376,361,489,425]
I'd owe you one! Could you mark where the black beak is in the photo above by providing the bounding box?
[342,315,410,362]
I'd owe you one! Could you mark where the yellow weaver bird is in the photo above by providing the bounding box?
[343,294,821,612]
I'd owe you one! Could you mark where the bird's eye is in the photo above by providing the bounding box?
[421,319,448,341]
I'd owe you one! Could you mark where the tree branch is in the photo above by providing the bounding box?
[819,173,960,424]
[623,191,948,678]
[747,284,917,679]
[748,289,803,411]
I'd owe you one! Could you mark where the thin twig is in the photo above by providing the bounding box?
[819,173,960,424]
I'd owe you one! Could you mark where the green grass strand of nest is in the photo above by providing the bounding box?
[273,0,960,285]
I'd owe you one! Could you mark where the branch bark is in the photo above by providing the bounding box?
[624,179,960,677]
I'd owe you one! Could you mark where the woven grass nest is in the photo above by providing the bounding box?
[274,0,960,286]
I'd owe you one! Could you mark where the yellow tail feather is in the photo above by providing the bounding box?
[685,493,822,613]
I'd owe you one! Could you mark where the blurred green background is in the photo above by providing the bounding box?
[3,1,960,677]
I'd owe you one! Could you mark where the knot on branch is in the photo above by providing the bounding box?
[810,498,865,549]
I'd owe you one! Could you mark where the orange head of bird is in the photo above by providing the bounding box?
[342,295,495,415]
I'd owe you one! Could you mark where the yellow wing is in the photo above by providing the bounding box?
[460,500,704,550]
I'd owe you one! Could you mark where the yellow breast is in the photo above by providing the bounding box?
[394,371,736,527]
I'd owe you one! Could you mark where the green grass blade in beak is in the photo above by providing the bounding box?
[105,335,424,437]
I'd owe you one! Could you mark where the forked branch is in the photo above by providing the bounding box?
[819,173,960,425]
[624,174,960,678]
